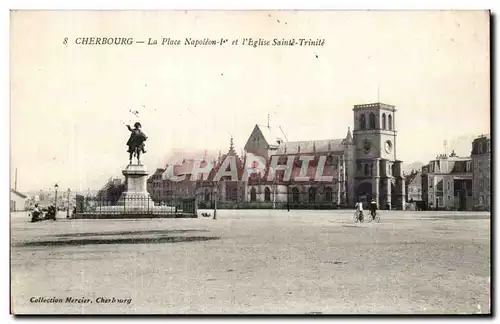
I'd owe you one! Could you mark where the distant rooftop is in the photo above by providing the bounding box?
[11,188,27,199]
[276,138,345,154]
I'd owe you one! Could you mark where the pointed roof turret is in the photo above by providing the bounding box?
[342,127,353,145]
[227,136,237,156]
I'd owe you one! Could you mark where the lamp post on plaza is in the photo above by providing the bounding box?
[286,183,290,212]
[54,184,59,216]
[272,179,277,210]
[66,188,71,218]
[213,181,218,220]
[54,184,59,207]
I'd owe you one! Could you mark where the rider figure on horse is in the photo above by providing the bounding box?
[126,122,147,164]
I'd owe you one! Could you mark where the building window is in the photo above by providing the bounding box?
[204,189,210,201]
[437,197,443,207]
[466,161,471,172]
[391,164,395,176]
[309,187,317,202]
[359,114,366,130]
[388,114,393,130]
[382,113,386,129]
[447,181,451,191]
[264,187,271,202]
[369,113,376,129]
[325,187,333,202]
[364,164,370,176]
[250,188,257,202]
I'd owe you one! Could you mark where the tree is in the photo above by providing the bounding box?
[106,183,126,205]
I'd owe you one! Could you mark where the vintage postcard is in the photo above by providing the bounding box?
[10,10,491,315]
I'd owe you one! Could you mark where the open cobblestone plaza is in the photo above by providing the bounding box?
[10,210,490,314]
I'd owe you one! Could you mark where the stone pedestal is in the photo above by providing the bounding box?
[117,164,154,208]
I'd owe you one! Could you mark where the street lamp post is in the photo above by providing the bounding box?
[272,179,276,210]
[213,181,217,220]
[66,188,71,218]
[54,184,59,216]
[286,183,290,212]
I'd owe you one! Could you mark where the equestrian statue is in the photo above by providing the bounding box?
[126,122,147,165]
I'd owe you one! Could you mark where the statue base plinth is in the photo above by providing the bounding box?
[117,164,154,207]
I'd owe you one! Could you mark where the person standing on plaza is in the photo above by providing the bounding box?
[370,199,378,220]
[355,199,364,221]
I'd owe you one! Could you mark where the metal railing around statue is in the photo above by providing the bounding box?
[74,194,197,218]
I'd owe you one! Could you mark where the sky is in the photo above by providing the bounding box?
[10,10,490,193]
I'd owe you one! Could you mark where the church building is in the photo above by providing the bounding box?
[195,102,406,209]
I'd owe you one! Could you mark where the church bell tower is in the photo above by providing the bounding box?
[352,103,405,209]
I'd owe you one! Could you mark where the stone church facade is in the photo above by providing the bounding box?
[194,102,406,209]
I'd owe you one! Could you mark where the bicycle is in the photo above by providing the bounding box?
[369,210,381,223]
[353,210,364,223]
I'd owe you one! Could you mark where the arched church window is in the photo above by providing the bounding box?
[382,113,386,129]
[292,187,300,203]
[359,114,366,130]
[250,187,257,202]
[369,113,376,129]
[325,187,333,202]
[388,114,393,130]
[308,187,317,202]
[264,187,271,202]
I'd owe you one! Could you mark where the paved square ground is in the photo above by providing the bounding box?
[10,209,490,314]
